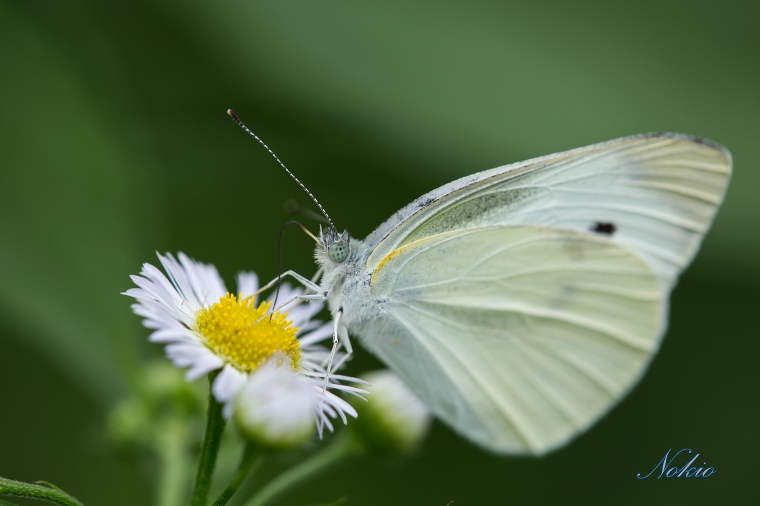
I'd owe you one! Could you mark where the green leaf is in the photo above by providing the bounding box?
[0,477,84,506]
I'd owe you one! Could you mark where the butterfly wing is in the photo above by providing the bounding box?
[356,226,663,455]
[364,133,731,292]
[351,133,730,454]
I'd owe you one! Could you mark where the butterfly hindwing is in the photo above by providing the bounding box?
[356,226,663,454]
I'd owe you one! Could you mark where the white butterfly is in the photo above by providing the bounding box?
[229,114,731,455]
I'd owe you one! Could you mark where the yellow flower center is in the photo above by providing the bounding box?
[195,293,300,373]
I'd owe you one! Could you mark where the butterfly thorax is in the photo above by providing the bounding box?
[314,227,377,326]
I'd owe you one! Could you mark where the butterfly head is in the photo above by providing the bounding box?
[316,226,351,265]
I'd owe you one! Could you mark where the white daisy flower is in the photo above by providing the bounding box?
[124,252,365,428]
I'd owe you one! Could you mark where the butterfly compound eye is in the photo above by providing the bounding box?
[328,241,349,263]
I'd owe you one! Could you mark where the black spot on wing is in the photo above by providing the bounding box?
[591,222,616,236]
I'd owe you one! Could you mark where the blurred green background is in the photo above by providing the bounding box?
[1,1,758,504]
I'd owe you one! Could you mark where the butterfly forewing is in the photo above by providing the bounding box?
[364,133,730,293]
[358,226,663,454]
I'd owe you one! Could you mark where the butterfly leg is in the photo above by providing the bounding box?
[333,324,353,366]
[256,270,322,295]
[258,270,327,319]
[315,325,353,438]
[313,309,345,436]
[270,293,327,315]
[326,309,342,374]
[321,309,345,392]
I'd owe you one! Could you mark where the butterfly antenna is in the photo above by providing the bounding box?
[227,109,336,230]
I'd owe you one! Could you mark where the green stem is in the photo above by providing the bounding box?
[211,444,261,506]
[0,477,84,506]
[191,371,227,506]
[243,433,363,506]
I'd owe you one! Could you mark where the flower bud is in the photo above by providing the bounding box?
[233,362,317,450]
[349,370,431,455]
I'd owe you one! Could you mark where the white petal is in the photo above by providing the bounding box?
[213,365,248,418]
[179,252,227,305]
[236,272,259,300]
[160,253,203,308]
[298,322,333,347]
[149,327,199,344]
[185,356,225,381]
[321,390,357,422]
[291,301,324,327]
[164,343,224,380]
[269,283,299,305]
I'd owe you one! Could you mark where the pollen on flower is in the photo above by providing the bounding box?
[195,293,300,373]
